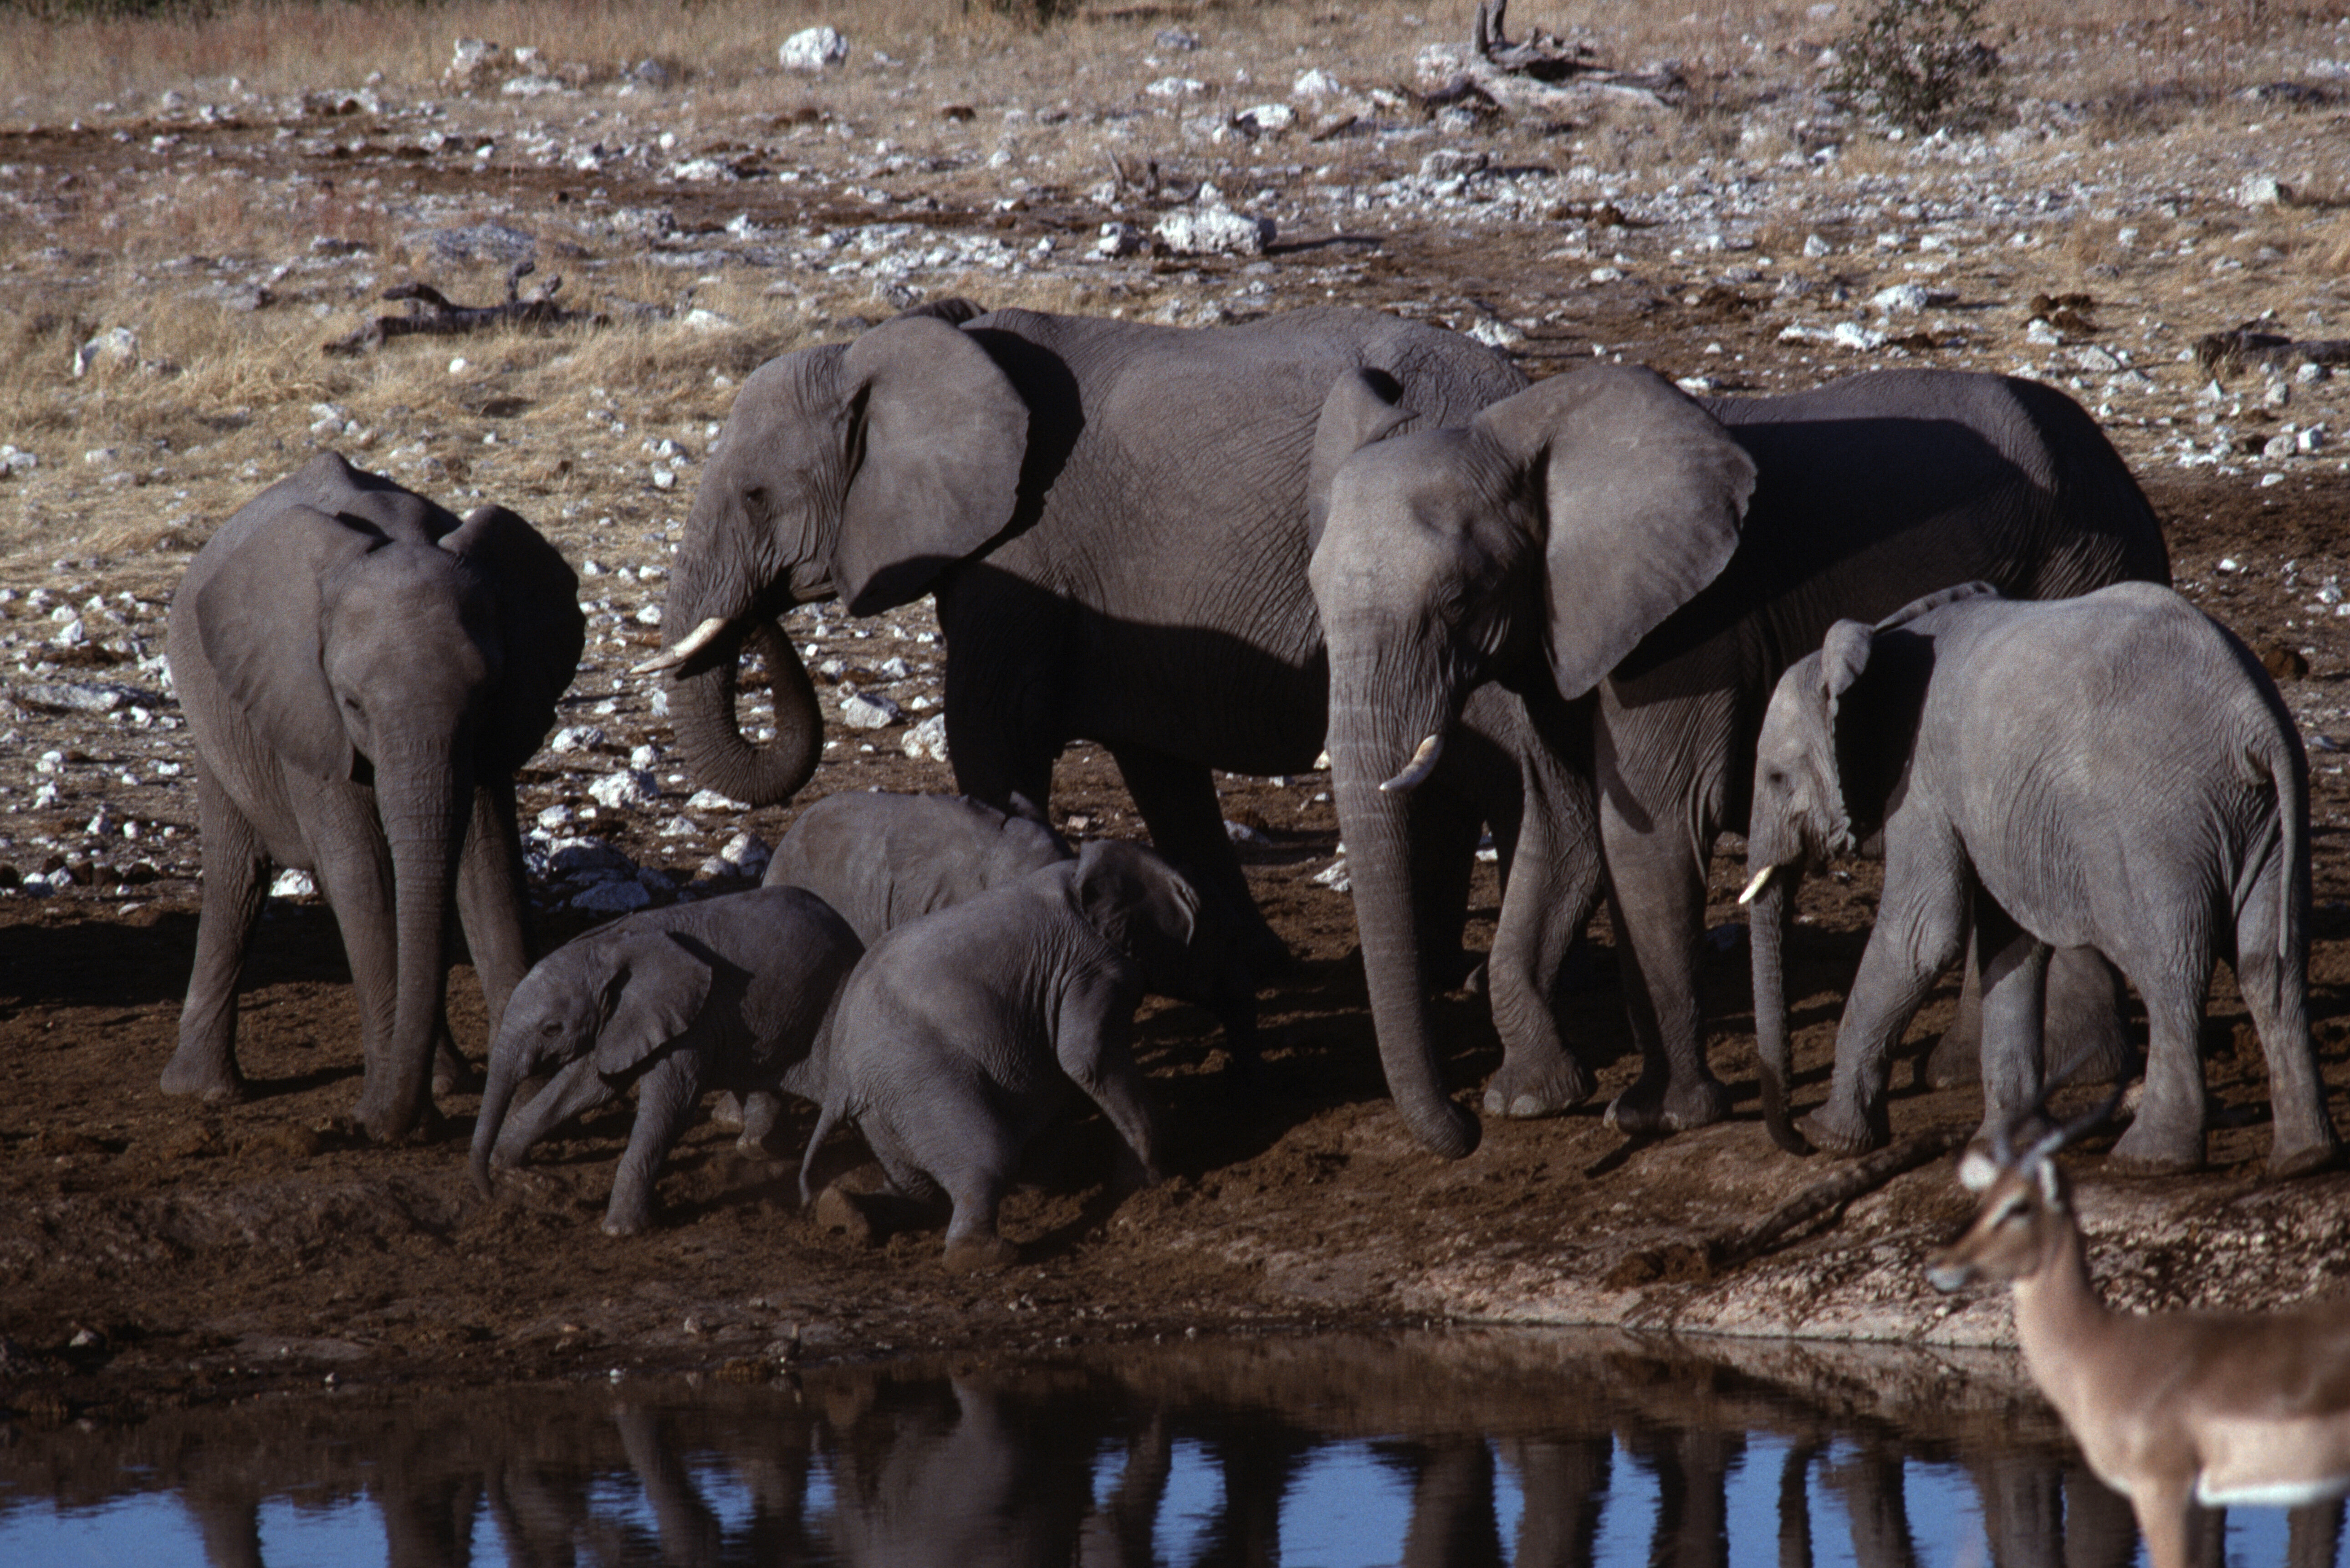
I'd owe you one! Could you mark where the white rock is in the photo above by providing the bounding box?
[550,724,608,754]
[1468,318,1525,348]
[1155,207,1275,257]
[572,879,653,914]
[1223,819,1268,845]
[501,75,566,98]
[2264,434,2296,460]
[2074,345,2125,373]
[549,838,635,879]
[1292,67,1344,97]
[1095,221,1146,259]
[2238,174,2291,208]
[1831,322,1887,351]
[719,831,771,878]
[634,604,664,626]
[50,616,86,648]
[838,691,904,729]
[71,327,139,379]
[780,26,848,72]
[901,712,950,763]
[588,767,661,808]
[2299,424,2329,454]
[1803,233,1833,258]
[271,868,317,899]
[1235,102,1295,133]
[1145,76,1207,99]
[2025,317,2063,346]
[686,787,750,812]
[1870,282,1934,314]
[445,38,507,87]
[683,308,737,332]
[878,656,912,679]
[1310,858,1351,892]
[536,803,577,831]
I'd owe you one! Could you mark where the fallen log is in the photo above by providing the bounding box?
[1418,0,1685,117]
[325,260,600,356]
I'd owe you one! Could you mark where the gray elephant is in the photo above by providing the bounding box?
[470,884,864,1234]
[642,303,1543,991]
[1308,363,2169,1154]
[795,838,1253,1272]
[1743,581,2337,1175]
[162,453,583,1141]
[760,790,1071,945]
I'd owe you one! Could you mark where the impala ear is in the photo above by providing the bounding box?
[193,502,383,781]
[1306,368,1413,554]
[440,504,586,775]
[1956,1148,2001,1193]
[1472,364,1756,700]
[833,314,1028,615]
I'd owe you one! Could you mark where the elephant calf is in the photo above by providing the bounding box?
[797,839,1256,1272]
[1744,581,2339,1176]
[761,789,1071,946]
[470,885,864,1234]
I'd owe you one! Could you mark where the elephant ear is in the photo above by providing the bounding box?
[1818,618,1876,854]
[440,504,587,775]
[1072,840,1199,963]
[193,502,385,781]
[1306,368,1414,554]
[1474,365,1757,700]
[591,931,713,1075]
[832,314,1028,616]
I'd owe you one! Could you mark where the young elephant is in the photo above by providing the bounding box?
[1743,581,2339,1176]
[470,885,863,1234]
[761,791,1072,945]
[796,839,1256,1272]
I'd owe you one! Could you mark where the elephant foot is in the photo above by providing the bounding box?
[943,1231,1019,1274]
[2105,1118,2204,1177]
[1482,1052,1595,1120]
[2268,1131,2343,1180]
[432,1055,480,1098]
[1604,1073,1731,1137]
[160,1053,247,1104]
[1793,1103,1888,1158]
[813,1183,879,1246]
[600,1204,653,1238]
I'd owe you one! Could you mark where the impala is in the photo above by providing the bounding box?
[1928,1113,2350,1568]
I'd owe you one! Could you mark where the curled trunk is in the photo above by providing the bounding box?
[666,616,822,807]
[1748,869,1811,1154]
[470,1050,526,1195]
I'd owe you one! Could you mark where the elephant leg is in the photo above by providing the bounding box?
[1104,742,1290,978]
[453,779,533,1091]
[1058,1007,1165,1187]
[2107,942,2214,1175]
[1599,799,1726,1136]
[1481,767,1601,1120]
[605,1049,704,1236]
[2233,859,2341,1178]
[163,767,270,1101]
[304,785,404,1110]
[1972,895,2053,1154]
[870,1106,1015,1272]
[1931,937,2131,1091]
[1799,860,1969,1156]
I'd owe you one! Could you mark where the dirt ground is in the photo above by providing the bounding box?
[6,2,2350,1425]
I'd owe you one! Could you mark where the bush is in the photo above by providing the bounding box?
[1826,0,2004,133]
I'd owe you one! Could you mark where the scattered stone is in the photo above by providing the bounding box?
[11,680,156,715]
[1095,222,1146,259]
[548,838,635,880]
[270,869,317,899]
[549,724,608,754]
[587,768,661,808]
[719,831,771,879]
[780,26,848,73]
[1155,205,1276,258]
[419,223,538,266]
[71,327,139,379]
[1310,859,1351,893]
[1292,68,1345,97]
[1234,102,1296,135]
[686,787,750,812]
[838,691,904,729]
[1145,77,1207,99]
[1156,27,1201,51]
[901,712,950,763]
[2238,174,2292,208]
[1224,819,1269,845]
[572,879,653,914]
[444,38,510,91]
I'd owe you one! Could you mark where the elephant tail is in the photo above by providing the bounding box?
[2263,725,2309,1016]
[799,1099,845,1209]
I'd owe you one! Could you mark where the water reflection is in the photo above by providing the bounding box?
[1,1329,2344,1567]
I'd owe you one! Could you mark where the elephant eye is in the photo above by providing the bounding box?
[539,1019,564,1037]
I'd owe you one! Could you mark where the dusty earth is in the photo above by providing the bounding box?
[5,3,2350,1425]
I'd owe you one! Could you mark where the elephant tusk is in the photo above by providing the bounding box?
[1737,864,1776,906]
[1379,732,1445,793]
[630,615,731,675]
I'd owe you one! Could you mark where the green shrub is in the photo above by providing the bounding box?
[1826,0,2005,133]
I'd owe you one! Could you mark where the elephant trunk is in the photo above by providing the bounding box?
[1746,863,1811,1154]
[1325,661,1481,1159]
[662,570,823,807]
[353,752,470,1142]
[471,1044,527,1195]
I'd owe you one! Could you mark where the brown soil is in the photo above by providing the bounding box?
[8,11,2350,1425]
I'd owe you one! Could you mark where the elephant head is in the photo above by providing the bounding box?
[645,307,1027,807]
[1742,587,1968,1149]
[195,462,581,1139]
[1307,365,1757,1157]
[471,928,715,1190]
[1070,839,1258,1056]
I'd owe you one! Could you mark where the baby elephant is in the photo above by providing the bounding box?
[1743,581,2339,1176]
[470,885,863,1234]
[797,838,1256,1272]
[762,790,1071,945]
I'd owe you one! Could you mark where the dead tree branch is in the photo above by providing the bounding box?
[325,260,600,356]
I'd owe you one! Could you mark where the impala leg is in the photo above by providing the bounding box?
[2129,1481,2196,1568]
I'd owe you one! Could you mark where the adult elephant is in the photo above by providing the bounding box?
[644,303,1534,986]
[163,453,583,1141]
[1309,364,2169,1153]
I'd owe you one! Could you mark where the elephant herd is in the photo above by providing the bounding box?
[158,296,2341,1260]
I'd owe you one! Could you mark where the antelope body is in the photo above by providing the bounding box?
[1929,1134,2350,1568]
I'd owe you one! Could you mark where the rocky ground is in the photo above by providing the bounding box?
[5,1,2350,1420]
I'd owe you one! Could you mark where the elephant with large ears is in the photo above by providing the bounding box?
[1745,582,2338,1176]
[1311,366,2169,1154]
[163,452,583,1141]
[644,303,1531,984]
